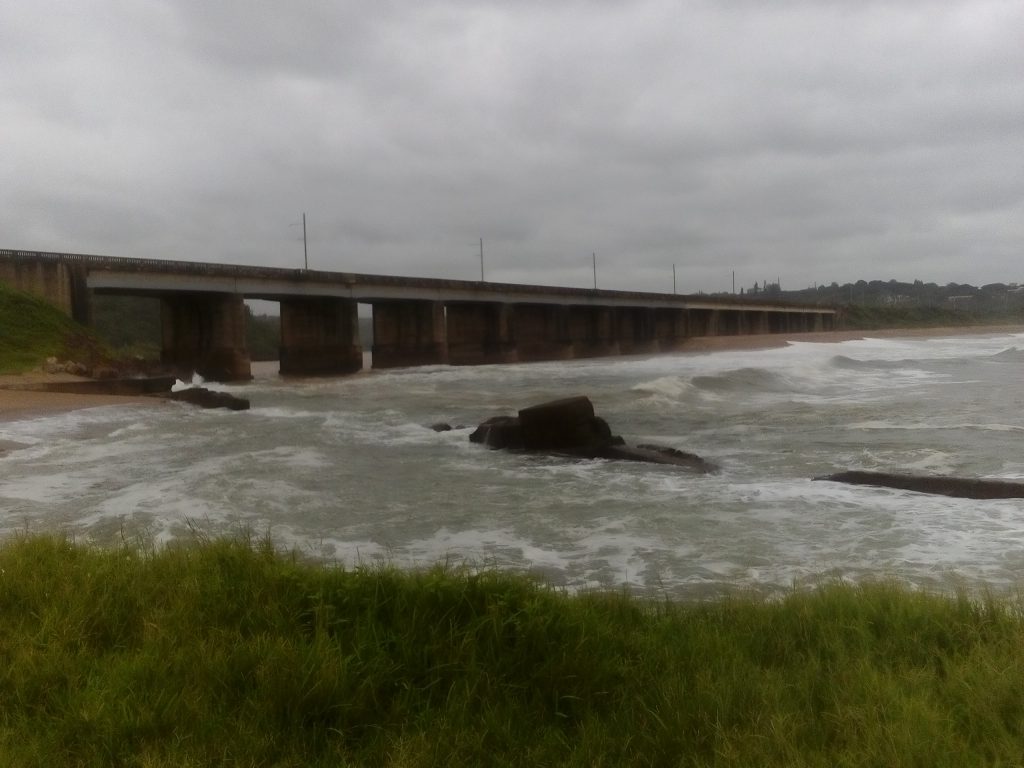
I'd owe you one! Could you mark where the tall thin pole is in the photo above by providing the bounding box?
[732,270,735,294]
[592,253,597,289]
[479,238,484,281]
[302,212,308,270]
[673,264,677,294]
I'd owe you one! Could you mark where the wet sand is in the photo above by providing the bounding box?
[0,372,161,422]
[2,324,1022,422]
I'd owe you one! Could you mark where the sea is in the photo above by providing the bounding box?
[4,332,1024,599]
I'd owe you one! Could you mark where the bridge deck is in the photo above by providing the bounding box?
[1,249,834,314]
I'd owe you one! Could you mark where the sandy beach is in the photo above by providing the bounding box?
[2,324,1022,423]
[0,372,161,423]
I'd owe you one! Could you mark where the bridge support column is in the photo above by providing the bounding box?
[567,306,618,358]
[718,309,742,335]
[371,300,447,369]
[446,302,516,365]
[686,309,712,337]
[279,297,362,376]
[160,293,251,381]
[751,311,769,334]
[654,308,688,351]
[616,307,658,354]
[705,309,722,336]
[514,304,573,361]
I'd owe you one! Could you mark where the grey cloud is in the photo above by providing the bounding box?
[1,0,1022,294]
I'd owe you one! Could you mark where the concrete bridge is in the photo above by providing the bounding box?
[1,249,836,381]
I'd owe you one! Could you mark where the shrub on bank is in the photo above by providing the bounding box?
[1,535,1023,766]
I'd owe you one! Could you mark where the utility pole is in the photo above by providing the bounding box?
[592,253,597,289]
[732,270,735,294]
[673,264,677,295]
[479,238,484,281]
[302,212,308,270]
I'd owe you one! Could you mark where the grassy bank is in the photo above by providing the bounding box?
[3,537,1024,766]
[0,283,111,374]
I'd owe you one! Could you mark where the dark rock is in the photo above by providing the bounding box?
[469,396,714,472]
[469,416,524,449]
[161,387,250,411]
[814,470,1024,499]
[430,422,453,432]
[518,396,619,452]
[630,444,720,473]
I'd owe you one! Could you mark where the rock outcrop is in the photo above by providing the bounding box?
[814,470,1024,499]
[470,395,717,473]
[159,387,250,411]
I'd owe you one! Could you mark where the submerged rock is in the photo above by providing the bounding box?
[469,416,524,449]
[159,387,250,411]
[628,444,721,473]
[469,396,715,473]
[429,422,466,432]
[813,470,1024,499]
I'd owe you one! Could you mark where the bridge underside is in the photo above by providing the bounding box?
[155,299,836,380]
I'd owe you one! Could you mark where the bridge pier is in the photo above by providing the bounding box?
[279,297,362,376]
[654,307,688,351]
[616,307,658,355]
[514,304,574,361]
[371,300,448,369]
[686,308,712,337]
[567,306,619,358]
[750,311,769,334]
[160,293,251,381]
[446,302,517,365]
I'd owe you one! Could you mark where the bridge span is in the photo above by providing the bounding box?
[1,249,836,381]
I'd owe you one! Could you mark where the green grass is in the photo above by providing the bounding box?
[3,536,1024,766]
[0,283,109,374]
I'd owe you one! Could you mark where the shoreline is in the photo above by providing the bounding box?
[0,372,163,423]
[2,324,1022,423]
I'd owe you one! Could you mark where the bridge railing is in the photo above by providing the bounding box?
[0,249,835,311]
[0,248,309,279]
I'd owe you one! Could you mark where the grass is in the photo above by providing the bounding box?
[0,283,109,374]
[2,536,1024,766]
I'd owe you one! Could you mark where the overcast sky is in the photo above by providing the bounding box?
[2,1,1022,294]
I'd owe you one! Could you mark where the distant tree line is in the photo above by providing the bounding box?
[740,277,1024,310]
[734,278,1024,328]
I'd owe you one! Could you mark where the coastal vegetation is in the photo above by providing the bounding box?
[3,534,1024,766]
[0,282,109,374]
